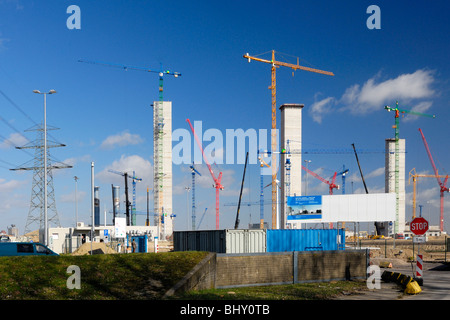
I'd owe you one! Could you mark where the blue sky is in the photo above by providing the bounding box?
[0,0,449,234]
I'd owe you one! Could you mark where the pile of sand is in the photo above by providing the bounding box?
[71,242,118,255]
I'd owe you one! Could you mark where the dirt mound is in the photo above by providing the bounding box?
[71,242,118,255]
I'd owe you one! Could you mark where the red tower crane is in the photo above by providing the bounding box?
[187,119,224,230]
[418,128,449,232]
[301,165,339,195]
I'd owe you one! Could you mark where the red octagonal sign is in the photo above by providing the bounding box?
[410,217,429,235]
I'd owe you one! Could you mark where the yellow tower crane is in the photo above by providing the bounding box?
[408,168,449,219]
[243,50,334,229]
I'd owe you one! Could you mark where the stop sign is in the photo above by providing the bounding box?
[410,217,429,235]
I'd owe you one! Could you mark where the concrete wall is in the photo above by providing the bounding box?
[165,250,368,295]
[296,250,367,283]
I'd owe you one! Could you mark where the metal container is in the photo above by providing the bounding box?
[225,229,266,253]
[174,230,226,253]
[266,229,345,252]
[173,229,266,253]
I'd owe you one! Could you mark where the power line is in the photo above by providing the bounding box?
[0,89,63,145]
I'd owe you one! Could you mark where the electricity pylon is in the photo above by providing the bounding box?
[11,123,72,235]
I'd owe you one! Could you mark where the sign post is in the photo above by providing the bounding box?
[410,217,428,286]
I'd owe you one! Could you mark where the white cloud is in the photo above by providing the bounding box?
[340,69,435,114]
[403,101,434,122]
[0,37,9,51]
[0,178,26,192]
[0,132,28,149]
[309,69,436,123]
[96,154,153,188]
[100,131,144,150]
[63,154,91,167]
[309,97,335,124]
[60,190,86,203]
[0,178,28,214]
[365,167,385,179]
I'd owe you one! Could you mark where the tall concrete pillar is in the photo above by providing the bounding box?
[280,104,303,229]
[385,138,406,235]
[153,101,173,239]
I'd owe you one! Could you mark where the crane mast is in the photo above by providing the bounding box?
[108,169,142,226]
[189,163,202,230]
[187,119,224,230]
[384,102,435,234]
[418,128,448,231]
[244,50,333,229]
[409,168,448,220]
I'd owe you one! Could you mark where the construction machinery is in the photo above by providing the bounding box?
[301,165,339,195]
[418,128,449,231]
[408,168,448,220]
[189,163,202,230]
[197,208,208,230]
[337,165,349,194]
[258,152,271,229]
[384,102,435,234]
[244,50,334,229]
[235,152,249,229]
[187,118,224,230]
[352,143,369,194]
[108,169,142,226]
[352,143,384,235]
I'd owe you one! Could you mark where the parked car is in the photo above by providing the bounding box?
[0,242,58,256]
[0,235,11,242]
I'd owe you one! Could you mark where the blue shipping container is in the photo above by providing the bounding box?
[266,229,345,252]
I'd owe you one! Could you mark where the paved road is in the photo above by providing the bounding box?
[402,262,450,300]
[337,261,450,300]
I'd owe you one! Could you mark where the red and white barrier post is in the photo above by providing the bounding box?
[416,254,423,277]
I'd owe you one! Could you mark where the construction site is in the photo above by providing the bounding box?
[0,5,449,305]
[1,49,445,258]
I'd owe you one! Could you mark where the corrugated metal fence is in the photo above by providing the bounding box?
[174,229,345,253]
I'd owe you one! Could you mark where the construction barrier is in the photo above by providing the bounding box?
[379,261,392,268]
[405,280,422,295]
[381,270,422,295]
[416,254,423,278]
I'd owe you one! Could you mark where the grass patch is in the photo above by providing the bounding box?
[0,251,208,300]
[0,251,368,301]
[174,280,368,300]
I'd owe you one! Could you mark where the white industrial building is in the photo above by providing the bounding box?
[45,223,157,254]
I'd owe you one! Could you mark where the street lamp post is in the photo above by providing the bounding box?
[33,89,56,247]
[304,160,311,196]
[74,176,79,226]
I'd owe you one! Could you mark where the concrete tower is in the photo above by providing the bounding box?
[385,138,406,235]
[280,104,303,229]
[153,101,173,239]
